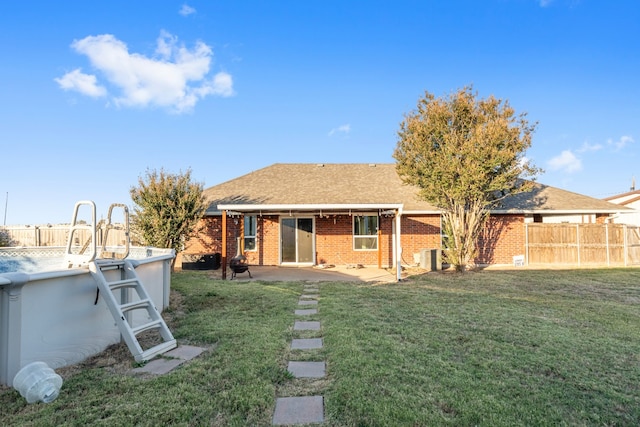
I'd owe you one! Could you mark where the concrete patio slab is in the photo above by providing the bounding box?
[294,320,321,331]
[272,396,324,425]
[291,338,323,350]
[287,361,326,378]
[295,308,318,315]
[201,265,399,283]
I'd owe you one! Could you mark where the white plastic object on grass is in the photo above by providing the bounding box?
[12,361,63,403]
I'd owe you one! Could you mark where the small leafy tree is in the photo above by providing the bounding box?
[394,86,540,271]
[130,168,208,271]
[0,228,13,247]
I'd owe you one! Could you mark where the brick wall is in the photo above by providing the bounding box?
[180,216,241,267]
[399,215,442,265]
[246,215,280,265]
[314,215,395,267]
[476,214,525,265]
[182,212,525,268]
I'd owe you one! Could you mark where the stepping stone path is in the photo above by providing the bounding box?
[272,284,326,425]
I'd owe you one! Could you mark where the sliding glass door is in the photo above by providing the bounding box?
[280,217,314,264]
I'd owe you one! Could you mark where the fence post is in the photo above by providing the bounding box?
[605,223,610,266]
[576,224,580,267]
[525,223,529,265]
[624,224,628,267]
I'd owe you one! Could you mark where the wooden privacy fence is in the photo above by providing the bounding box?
[526,223,640,266]
[0,225,128,248]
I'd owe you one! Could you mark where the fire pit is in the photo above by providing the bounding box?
[229,254,252,279]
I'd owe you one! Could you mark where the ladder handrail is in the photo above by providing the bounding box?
[63,201,132,268]
[101,203,130,259]
[63,201,97,268]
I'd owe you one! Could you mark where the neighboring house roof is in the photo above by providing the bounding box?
[603,190,640,207]
[203,163,628,215]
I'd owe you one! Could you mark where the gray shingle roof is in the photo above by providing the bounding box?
[203,163,627,215]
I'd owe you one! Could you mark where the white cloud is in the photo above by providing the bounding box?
[179,4,196,16]
[548,150,582,173]
[576,141,603,153]
[57,32,233,113]
[607,135,634,151]
[539,0,553,7]
[328,124,351,137]
[54,68,107,98]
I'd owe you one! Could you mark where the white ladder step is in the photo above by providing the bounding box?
[139,340,178,362]
[107,278,139,290]
[132,320,164,336]
[120,299,153,314]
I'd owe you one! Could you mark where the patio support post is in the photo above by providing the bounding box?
[377,215,382,269]
[222,210,227,280]
[395,208,403,282]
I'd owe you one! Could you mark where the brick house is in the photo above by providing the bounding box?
[603,189,640,226]
[183,163,625,277]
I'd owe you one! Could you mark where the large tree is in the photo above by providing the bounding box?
[130,168,207,271]
[394,86,540,271]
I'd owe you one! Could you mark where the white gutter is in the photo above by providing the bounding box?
[402,208,627,215]
[400,209,443,215]
[217,203,404,212]
[491,209,628,214]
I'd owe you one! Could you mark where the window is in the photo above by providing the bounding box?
[353,215,378,250]
[244,215,257,251]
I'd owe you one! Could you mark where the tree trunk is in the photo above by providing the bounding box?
[442,200,488,271]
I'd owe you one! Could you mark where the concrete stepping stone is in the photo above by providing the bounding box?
[287,361,326,378]
[294,320,321,331]
[130,345,205,376]
[272,396,324,425]
[298,299,318,306]
[291,338,323,350]
[300,294,319,299]
[303,288,319,293]
[295,308,317,315]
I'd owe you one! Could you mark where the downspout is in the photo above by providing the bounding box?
[395,207,403,282]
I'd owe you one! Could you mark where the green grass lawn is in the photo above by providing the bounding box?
[1,268,639,426]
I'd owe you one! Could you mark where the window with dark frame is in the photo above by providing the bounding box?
[244,215,257,251]
[353,215,378,250]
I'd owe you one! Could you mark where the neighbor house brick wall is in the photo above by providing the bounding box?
[476,214,525,265]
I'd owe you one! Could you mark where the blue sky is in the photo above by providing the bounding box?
[1,0,639,225]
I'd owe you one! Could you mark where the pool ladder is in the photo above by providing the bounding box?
[65,200,176,362]
[89,258,177,362]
